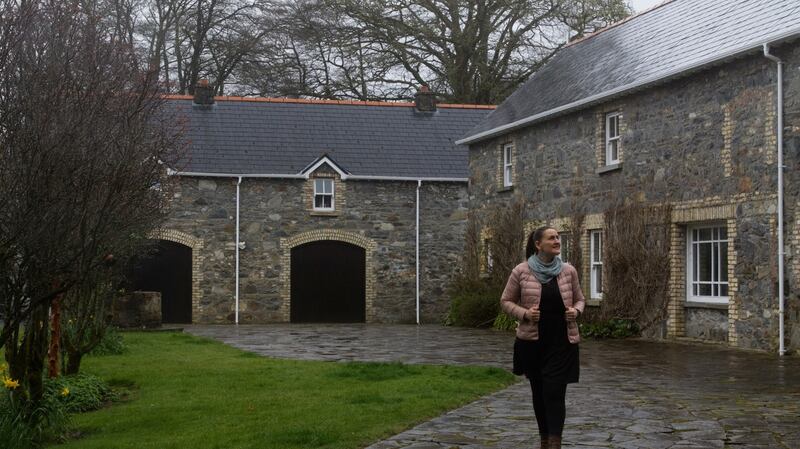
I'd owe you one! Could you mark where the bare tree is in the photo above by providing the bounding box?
[290,0,630,103]
[0,0,180,407]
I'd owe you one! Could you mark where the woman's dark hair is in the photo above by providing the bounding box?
[525,226,556,258]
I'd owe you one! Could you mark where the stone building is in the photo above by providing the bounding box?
[457,0,800,353]
[133,87,493,325]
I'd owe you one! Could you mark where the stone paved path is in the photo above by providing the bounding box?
[185,325,800,448]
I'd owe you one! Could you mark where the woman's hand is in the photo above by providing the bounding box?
[524,308,540,322]
[565,307,579,321]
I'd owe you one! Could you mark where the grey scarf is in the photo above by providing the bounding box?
[527,253,563,284]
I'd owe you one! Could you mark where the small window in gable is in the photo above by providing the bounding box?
[503,143,513,187]
[313,178,334,211]
[605,112,621,165]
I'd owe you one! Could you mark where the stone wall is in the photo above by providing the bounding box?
[467,41,800,352]
[162,173,467,324]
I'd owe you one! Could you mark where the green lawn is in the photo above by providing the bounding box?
[50,331,515,449]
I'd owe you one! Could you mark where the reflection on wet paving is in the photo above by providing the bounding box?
[185,324,800,448]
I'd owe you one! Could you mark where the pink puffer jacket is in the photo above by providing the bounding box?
[500,261,586,343]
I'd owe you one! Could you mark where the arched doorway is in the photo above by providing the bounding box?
[130,240,193,323]
[290,240,366,322]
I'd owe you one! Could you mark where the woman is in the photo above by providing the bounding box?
[500,226,585,449]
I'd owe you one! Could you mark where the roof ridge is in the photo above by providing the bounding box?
[162,94,495,109]
[565,0,677,48]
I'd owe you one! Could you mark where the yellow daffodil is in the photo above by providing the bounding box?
[3,376,20,390]
[61,387,70,397]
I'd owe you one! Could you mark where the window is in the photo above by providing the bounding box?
[503,143,513,187]
[605,112,620,165]
[687,225,729,304]
[590,230,603,299]
[559,232,571,263]
[313,178,334,211]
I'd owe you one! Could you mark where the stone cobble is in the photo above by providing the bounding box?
[185,324,800,448]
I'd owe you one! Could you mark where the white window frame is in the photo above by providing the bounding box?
[559,232,571,263]
[686,224,729,304]
[313,178,335,211]
[503,143,513,187]
[484,238,493,272]
[590,230,603,299]
[605,112,620,165]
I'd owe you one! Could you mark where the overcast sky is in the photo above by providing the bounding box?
[629,0,668,13]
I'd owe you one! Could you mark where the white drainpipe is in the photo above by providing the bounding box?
[416,180,421,325]
[763,43,785,356]
[235,176,242,325]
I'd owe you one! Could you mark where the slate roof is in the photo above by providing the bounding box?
[460,0,800,144]
[165,97,493,179]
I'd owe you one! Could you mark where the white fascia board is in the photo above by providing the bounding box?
[170,170,466,183]
[170,170,306,179]
[346,175,468,182]
[300,156,350,180]
[456,29,800,146]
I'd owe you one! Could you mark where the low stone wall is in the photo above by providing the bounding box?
[113,291,162,328]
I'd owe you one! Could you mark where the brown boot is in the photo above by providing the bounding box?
[539,434,548,449]
[548,435,562,449]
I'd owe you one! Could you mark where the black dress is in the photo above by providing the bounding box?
[513,277,580,383]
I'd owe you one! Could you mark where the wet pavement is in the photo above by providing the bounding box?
[185,324,800,448]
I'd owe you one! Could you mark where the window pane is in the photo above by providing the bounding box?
[314,195,324,208]
[720,242,728,281]
[699,228,712,241]
[560,233,570,262]
[610,141,618,161]
[323,195,332,208]
[592,233,599,262]
[692,244,698,281]
[693,284,698,296]
[699,284,712,296]
[314,179,323,192]
[720,226,728,240]
[597,268,603,293]
[698,242,712,282]
[323,179,332,194]
[720,284,728,296]
[712,242,718,282]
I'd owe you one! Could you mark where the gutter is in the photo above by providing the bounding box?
[763,43,786,357]
[169,169,467,183]
[457,29,800,146]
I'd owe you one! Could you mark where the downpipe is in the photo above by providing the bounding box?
[235,176,242,325]
[416,180,421,325]
[763,43,785,356]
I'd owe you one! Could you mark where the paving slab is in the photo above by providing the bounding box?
[185,324,800,448]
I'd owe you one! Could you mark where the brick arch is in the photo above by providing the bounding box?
[149,229,204,322]
[281,230,377,322]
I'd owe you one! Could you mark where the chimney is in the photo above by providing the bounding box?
[193,79,215,106]
[414,85,437,112]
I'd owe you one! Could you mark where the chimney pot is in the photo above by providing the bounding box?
[194,79,214,106]
[414,85,436,112]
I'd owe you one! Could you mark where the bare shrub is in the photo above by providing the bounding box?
[601,204,672,331]
[487,199,525,286]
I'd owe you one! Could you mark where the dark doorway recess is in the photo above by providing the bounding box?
[130,240,192,323]
[291,240,366,323]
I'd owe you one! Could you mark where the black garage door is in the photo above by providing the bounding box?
[130,240,192,323]
[291,240,365,323]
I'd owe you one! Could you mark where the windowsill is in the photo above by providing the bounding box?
[685,301,729,310]
[498,186,514,192]
[310,210,340,217]
[585,299,601,307]
[596,163,622,174]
